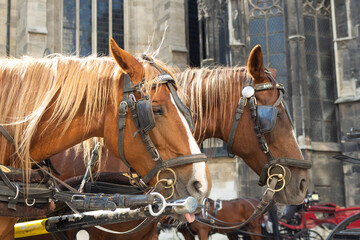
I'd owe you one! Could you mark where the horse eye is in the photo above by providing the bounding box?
[152,106,164,115]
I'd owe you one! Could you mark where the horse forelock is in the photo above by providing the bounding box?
[176,66,246,141]
[0,55,120,169]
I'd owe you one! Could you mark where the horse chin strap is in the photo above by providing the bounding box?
[226,69,312,190]
[117,69,207,198]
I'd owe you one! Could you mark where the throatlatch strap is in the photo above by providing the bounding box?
[227,97,246,157]
[118,74,133,169]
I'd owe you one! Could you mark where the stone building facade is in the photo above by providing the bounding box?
[0,0,359,207]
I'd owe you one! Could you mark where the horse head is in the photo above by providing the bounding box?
[178,45,310,205]
[104,39,211,215]
[229,45,310,204]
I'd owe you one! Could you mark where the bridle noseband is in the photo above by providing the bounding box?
[226,69,312,190]
[117,59,206,197]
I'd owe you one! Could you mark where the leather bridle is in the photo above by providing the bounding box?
[117,57,207,195]
[226,69,312,189]
[195,72,312,229]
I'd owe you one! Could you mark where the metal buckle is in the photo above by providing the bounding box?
[153,149,160,161]
[119,101,128,114]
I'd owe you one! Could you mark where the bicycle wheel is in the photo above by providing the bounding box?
[294,229,324,240]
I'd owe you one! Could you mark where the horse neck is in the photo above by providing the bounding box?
[29,113,104,162]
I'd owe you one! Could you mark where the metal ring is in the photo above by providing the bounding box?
[153,179,175,199]
[267,164,286,180]
[25,198,36,206]
[148,192,166,216]
[266,176,286,192]
[129,94,136,103]
[251,96,257,105]
[153,149,160,161]
[8,184,19,200]
[156,168,177,188]
[201,198,208,217]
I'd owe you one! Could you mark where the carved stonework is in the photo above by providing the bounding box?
[216,0,228,27]
[248,0,283,18]
[198,0,209,20]
[303,0,330,16]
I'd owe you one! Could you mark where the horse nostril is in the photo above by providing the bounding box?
[193,181,203,193]
[299,178,308,193]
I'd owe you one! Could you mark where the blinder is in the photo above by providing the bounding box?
[136,98,155,133]
[256,105,278,133]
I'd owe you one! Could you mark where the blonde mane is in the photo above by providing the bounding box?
[0,54,175,172]
[176,66,247,140]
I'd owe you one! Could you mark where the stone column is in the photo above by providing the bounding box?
[0,0,7,56]
[123,0,154,55]
[227,0,248,66]
[198,0,215,66]
[153,0,188,69]
[16,0,48,57]
[283,0,310,144]
[46,0,62,54]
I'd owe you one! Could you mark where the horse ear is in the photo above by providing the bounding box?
[247,45,266,82]
[110,38,143,80]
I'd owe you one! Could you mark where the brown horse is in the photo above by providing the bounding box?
[0,39,211,239]
[176,197,262,240]
[20,45,310,239]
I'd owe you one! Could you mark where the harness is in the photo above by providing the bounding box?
[117,59,206,196]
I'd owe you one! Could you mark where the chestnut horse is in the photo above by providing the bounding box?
[0,39,211,239]
[21,45,310,239]
[177,197,262,240]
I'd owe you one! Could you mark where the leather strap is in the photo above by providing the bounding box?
[227,97,246,157]
[118,74,133,169]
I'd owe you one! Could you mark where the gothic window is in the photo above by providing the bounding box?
[63,0,76,54]
[62,0,124,56]
[248,0,287,90]
[80,0,92,56]
[198,0,230,66]
[303,0,337,142]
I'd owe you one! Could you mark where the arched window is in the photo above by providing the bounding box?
[248,0,287,89]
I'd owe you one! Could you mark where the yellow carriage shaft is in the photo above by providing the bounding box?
[14,219,48,238]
